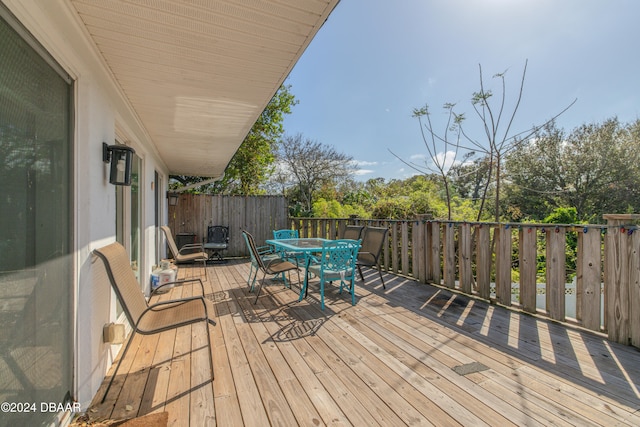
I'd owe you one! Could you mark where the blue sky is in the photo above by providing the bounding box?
[282,0,640,181]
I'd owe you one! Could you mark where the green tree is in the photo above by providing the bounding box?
[505,118,640,221]
[369,175,451,219]
[171,84,297,194]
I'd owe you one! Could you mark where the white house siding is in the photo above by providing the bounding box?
[2,0,170,409]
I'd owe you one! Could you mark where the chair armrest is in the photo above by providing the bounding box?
[148,295,204,308]
[306,253,321,265]
[151,278,205,295]
[357,251,379,265]
[265,256,299,269]
[178,243,206,255]
[257,245,275,255]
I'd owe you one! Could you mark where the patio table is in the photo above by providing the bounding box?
[265,237,332,301]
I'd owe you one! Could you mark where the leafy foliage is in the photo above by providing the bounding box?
[505,118,640,222]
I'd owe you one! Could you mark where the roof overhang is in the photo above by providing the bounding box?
[70,0,340,177]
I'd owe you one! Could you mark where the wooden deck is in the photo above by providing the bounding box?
[85,260,640,426]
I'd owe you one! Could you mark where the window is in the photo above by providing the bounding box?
[0,6,73,425]
[115,152,142,286]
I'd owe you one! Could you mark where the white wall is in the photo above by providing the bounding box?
[3,0,170,408]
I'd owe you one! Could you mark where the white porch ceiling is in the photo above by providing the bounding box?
[70,0,339,177]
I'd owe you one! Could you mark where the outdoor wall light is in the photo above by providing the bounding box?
[167,192,179,206]
[103,143,135,186]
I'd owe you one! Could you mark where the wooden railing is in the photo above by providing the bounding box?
[290,214,640,348]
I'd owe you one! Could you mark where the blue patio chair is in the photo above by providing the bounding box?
[272,229,306,265]
[242,230,280,291]
[273,229,298,239]
[301,239,360,310]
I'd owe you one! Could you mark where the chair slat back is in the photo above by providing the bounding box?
[273,229,299,240]
[161,225,180,258]
[207,225,229,244]
[242,230,266,271]
[242,230,258,266]
[94,242,149,326]
[342,225,364,240]
[360,227,388,261]
[320,239,360,275]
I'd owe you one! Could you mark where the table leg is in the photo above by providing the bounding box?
[298,255,311,301]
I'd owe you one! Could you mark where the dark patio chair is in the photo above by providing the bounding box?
[340,225,364,240]
[93,242,215,403]
[204,225,229,262]
[357,226,389,289]
[243,230,300,304]
[242,230,280,291]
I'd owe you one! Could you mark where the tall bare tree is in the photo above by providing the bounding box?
[406,60,575,221]
[276,133,356,215]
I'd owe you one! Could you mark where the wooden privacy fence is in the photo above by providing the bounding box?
[168,194,288,256]
[291,214,640,348]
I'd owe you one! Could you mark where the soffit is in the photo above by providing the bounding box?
[70,0,339,176]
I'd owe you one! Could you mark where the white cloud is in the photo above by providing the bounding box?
[353,169,374,176]
[354,160,378,167]
[406,151,468,174]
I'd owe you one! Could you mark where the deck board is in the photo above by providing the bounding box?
[84,260,640,426]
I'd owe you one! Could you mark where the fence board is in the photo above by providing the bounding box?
[401,222,409,276]
[604,220,631,344]
[443,224,455,289]
[546,227,566,321]
[459,223,472,294]
[476,225,491,299]
[416,221,426,283]
[392,223,399,274]
[577,229,602,332]
[495,225,512,306]
[412,221,419,281]
[519,226,537,314]
[424,222,432,282]
[630,231,640,347]
[430,222,441,285]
